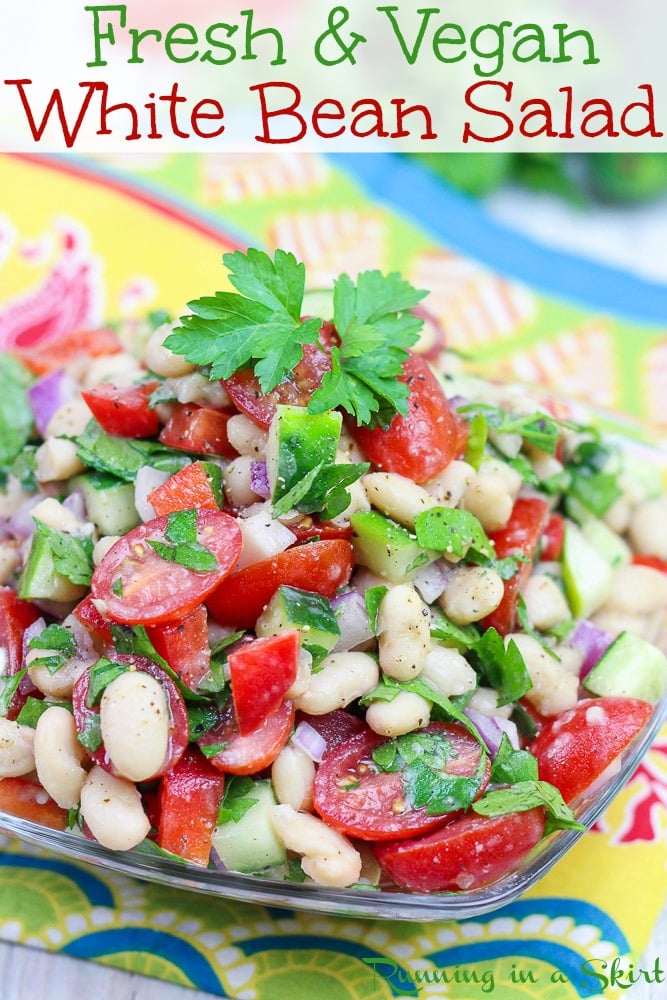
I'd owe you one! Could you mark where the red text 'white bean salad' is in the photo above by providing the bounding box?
[0,248,665,894]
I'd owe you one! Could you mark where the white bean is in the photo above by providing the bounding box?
[226,414,268,458]
[45,398,95,438]
[421,644,477,696]
[294,652,379,714]
[507,633,578,717]
[270,803,362,887]
[34,706,89,809]
[366,691,431,737]
[35,438,85,482]
[28,653,90,699]
[477,459,522,499]
[165,372,231,409]
[100,671,170,782]
[271,744,315,811]
[143,323,196,377]
[362,472,437,529]
[82,354,145,388]
[603,496,632,535]
[0,541,20,585]
[628,498,667,559]
[439,566,504,625]
[80,765,151,851]
[522,575,571,631]
[284,649,312,699]
[0,718,35,777]
[463,472,513,531]
[466,686,513,721]
[93,535,121,566]
[377,584,430,680]
[29,497,85,534]
[603,564,667,616]
[591,609,656,642]
[423,460,475,507]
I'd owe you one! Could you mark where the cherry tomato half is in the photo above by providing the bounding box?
[349,353,460,483]
[199,699,295,775]
[72,655,189,779]
[529,696,653,803]
[222,324,336,429]
[91,510,242,625]
[206,539,354,630]
[81,381,160,439]
[375,807,546,892]
[312,723,490,841]
[159,404,236,458]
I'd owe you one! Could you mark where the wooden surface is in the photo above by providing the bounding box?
[0,901,665,1000]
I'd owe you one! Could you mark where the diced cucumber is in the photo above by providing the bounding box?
[266,405,342,504]
[584,630,667,703]
[18,530,87,602]
[350,510,438,584]
[211,780,285,874]
[581,516,631,568]
[561,523,613,618]
[256,585,339,662]
[72,472,141,536]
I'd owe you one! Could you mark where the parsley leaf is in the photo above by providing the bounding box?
[148,509,218,573]
[27,623,77,674]
[309,270,426,428]
[0,355,34,471]
[565,438,621,517]
[458,403,561,455]
[187,702,220,741]
[86,657,129,707]
[218,776,259,824]
[32,520,93,586]
[469,628,533,706]
[490,734,539,784]
[272,460,369,521]
[372,730,486,816]
[17,696,71,728]
[0,669,28,716]
[165,249,322,391]
[463,413,488,470]
[414,507,494,561]
[472,779,584,834]
[365,585,388,635]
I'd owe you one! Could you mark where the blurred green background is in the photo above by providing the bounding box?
[405,153,667,204]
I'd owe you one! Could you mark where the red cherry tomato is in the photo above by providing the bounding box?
[199,699,295,775]
[0,775,68,830]
[632,554,667,573]
[14,326,123,376]
[73,594,113,647]
[148,461,220,518]
[147,603,211,691]
[289,516,352,543]
[312,723,490,841]
[482,497,551,635]
[91,510,242,625]
[159,404,236,458]
[157,746,226,866]
[222,325,336,429]
[349,353,459,483]
[229,631,300,736]
[206,539,354,630]
[375,807,545,892]
[529,697,653,803]
[72,656,189,778]
[0,587,41,719]
[81,381,160,439]
[296,709,367,756]
[540,512,565,562]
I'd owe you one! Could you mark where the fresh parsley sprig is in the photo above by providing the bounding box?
[148,509,218,573]
[164,250,428,430]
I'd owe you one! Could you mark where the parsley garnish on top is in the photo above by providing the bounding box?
[148,509,219,573]
[164,249,428,429]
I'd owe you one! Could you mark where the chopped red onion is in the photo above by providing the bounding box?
[209,846,228,872]
[331,591,374,651]
[291,721,327,763]
[412,559,452,605]
[135,465,170,522]
[7,495,41,539]
[22,617,46,659]
[28,370,77,437]
[63,490,87,522]
[250,461,271,499]
[463,706,517,757]
[571,619,615,679]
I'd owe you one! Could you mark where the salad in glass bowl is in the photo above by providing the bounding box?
[0,248,665,913]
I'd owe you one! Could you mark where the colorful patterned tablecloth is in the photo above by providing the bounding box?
[1,152,666,1000]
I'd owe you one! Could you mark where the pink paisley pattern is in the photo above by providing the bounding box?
[595,733,667,843]
[0,219,102,352]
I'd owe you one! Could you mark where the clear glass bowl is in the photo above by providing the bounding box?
[0,396,666,921]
